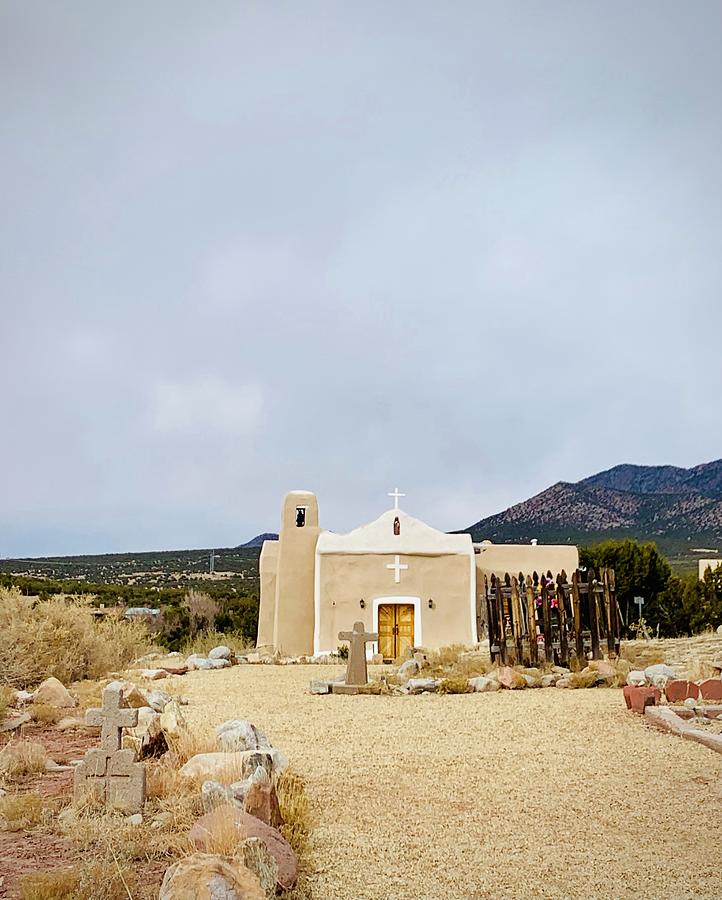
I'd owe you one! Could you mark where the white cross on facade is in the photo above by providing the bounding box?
[388,487,406,509]
[386,554,408,584]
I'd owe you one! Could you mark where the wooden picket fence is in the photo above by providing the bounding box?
[481,568,621,668]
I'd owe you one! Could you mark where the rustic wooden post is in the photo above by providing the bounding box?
[571,569,584,662]
[495,576,507,664]
[540,573,554,664]
[525,575,538,665]
[556,572,569,667]
[510,575,524,664]
[587,568,601,660]
[602,568,615,657]
[609,569,621,655]
[485,575,497,663]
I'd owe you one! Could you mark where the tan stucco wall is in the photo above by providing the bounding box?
[256,540,279,648]
[475,544,579,582]
[315,552,475,654]
[699,558,722,580]
[273,492,320,657]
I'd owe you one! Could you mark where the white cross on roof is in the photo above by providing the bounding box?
[387,487,406,510]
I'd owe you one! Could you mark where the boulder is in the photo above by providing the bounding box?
[497,667,526,690]
[309,680,331,695]
[555,676,573,688]
[160,700,185,738]
[186,656,216,671]
[0,712,32,732]
[665,679,700,703]
[209,658,232,670]
[181,749,286,783]
[140,669,168,681]
[644,664,675,688]
[189,809,298,890]
[159,665,189,676]
[242,837,279,899]
[137,713,169,760]
[201,780,235,814]
[540,674,560,688]
[158,852,265,900]
[522,674,541,688]
[588,660,616,678]
[14,690,34,704]
[406,677,438,694]
[398,659,420,679]
[626,670,647,687]
[216,720,270,753]
[208,646,232,661]
[468,676,500,693]
[34,677,77,708]
[244,778,284,829]
[699,678,722,701]
[123,686,150,709]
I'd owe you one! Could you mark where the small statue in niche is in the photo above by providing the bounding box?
[393,516,400,536]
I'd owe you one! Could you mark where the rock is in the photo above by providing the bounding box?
[627,670,647,687]
[309,679,331,695]
[665,679,700,703]
[555,676,573,688]
[242,837,279,899]
[522,674,541,688]
[623,685,661,713]
[244,778,283,829]
[406,677,438,694]
[146,690,173,713]
[160,700,185,738]
[34,677,77,708]
[186,656,216,671]
[127,813,143,826]
[540,674,559,688]
[137,713,168,760]
[588,660,616,678]
[468,676,500,693]
[497,667,526,690]
[180,749,286,783]
[159,665,189,676]
[201,780,235,813]
[189,809,298,890]
[208,646,232,661]
[699,678,722,701]
[123,686,149,709]
[14,690,34,704]
[56,716,88,731]
[0,712,32,732]
[158,852,266,900]
[551,665,570,675]
[216,720,270,753]
[209,658,232,670]
[245,653,262,664]
[644,664,675,688]
[140,669,168,680]
[398,659,420,679]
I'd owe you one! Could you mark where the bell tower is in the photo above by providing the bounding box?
[272,491,320,656]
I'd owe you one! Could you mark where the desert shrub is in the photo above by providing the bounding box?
[180,628,250,657]
[0,741,47,782]
[0,588,154,688]
[0,792,44,830]
[277,771,313,900]
[29,703,63,725]
[184,589,220,633]
[0,684,14,721]
[437,676,473,694]
[336,644,349,660]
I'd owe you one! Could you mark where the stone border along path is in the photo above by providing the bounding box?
[181,665,722,900]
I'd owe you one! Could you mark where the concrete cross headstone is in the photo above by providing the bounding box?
[73,683,146,814]
[338,621,378,686]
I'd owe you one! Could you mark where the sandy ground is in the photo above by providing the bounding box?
[181,666,722,900]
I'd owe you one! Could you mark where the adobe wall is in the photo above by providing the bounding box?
[256,539,279,648]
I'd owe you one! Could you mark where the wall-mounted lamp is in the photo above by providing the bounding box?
[360,599,365,609]
[428,598,434,609]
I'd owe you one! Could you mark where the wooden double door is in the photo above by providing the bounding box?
[378,603,415,661]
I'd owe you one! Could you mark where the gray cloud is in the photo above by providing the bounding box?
[2,1,721,556]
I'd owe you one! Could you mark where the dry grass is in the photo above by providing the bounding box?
[0,684,14,721]
[622,633,722,679]
[18,861,155,900]
[180,627,251,657]
[437,676,473,694]
[164,724,217,768]
[0,740,47,783]
[277,771,313,900]
[29,702,63,725]
[0,792,44,830]
[0,588,155,688]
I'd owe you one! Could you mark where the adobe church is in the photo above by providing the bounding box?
[256,490,579,660]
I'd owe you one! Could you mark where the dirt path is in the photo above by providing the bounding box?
[182,665,722,900]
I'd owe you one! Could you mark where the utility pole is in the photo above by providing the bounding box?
[209,550,216,575]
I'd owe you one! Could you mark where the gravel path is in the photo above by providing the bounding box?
[182,666,722,900]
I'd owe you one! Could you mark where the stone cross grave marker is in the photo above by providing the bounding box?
[338,621,378,686]
[73,683,146,814]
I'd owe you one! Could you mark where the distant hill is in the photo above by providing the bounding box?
[238,533,278,548]
[465,459,722,571]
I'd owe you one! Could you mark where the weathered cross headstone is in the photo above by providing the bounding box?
[338,621,378,687]
[73,683,146,813]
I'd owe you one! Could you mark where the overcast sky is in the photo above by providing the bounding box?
[2,2,721,557]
